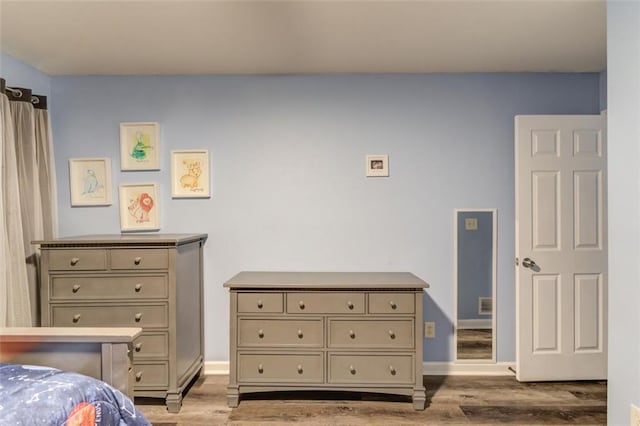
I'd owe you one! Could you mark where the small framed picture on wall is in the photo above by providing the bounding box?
[119,183,160,232]
[366,154,389,177]
[170,149,211,198]
[120,122,160,170]
[69,157,112,206]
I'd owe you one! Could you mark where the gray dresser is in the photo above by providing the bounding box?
[37,233,207,412]
[224,271,429,410]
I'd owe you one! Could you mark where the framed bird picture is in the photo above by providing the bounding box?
[69,157,113,206]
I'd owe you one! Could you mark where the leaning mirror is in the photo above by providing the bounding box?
[454,209,497,362]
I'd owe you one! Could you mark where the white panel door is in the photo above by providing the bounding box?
[515,115,607,381]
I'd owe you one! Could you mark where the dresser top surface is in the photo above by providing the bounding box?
[35,233,207,247]
[0,327,142,343]
[224,271,429,289]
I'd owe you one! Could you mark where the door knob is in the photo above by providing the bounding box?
[522,257,537,268]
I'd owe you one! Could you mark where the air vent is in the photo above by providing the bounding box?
[478,297,492,315]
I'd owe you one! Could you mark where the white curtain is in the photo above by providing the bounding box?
[34,108,58,240]
[11,99,45,325]
[0,93,31,326]
[0,88,57,327]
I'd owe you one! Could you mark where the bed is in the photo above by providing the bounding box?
[0,327,151,425]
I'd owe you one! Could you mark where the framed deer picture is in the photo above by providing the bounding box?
[170,150,210,198]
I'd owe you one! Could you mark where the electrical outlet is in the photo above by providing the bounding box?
[424,322,435,338]
[631,404,640,426]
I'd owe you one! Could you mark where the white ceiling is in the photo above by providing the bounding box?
[0,0,606,75]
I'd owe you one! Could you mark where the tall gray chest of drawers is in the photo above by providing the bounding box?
[224,271,429,410]
[37,233,207,412]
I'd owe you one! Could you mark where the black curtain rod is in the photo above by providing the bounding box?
[0,77,48,110]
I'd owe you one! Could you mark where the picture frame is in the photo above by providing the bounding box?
[119,183,160,232]
[69,157,112,206]
[365,154,389,177]
[170,149,211,198]
[120,122,160,170]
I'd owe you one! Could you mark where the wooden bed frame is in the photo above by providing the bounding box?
[0,327,141,398]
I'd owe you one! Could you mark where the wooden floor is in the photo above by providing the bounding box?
[136,375,606,425]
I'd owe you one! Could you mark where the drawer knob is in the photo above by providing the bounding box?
[258,329,264,338]
[257,300,263,309]
[298,301,305,310]
[135,371,143,381]
[347,301,354,310]
[349,365,356,375]
[135,313,143,322]
[258,364,264,374]
[390,301,397,310]
[72,314,81,323]
[134,283,143,292]
[70,257,80,266]
[134,343,142,352]
[349,330,355,339]
[388,330,396,339]
[297,329,303,338]
[134,256,142,265]
[72,284,81,293]
[297,364,303,374]
[389,366,396,375]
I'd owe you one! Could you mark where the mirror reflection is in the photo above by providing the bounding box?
[455,209,496,361]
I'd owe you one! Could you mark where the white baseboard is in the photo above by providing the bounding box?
[423,362,515,375]
[457,319,492,329]
[204,361,515,376]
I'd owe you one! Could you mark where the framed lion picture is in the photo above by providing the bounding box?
[119,183,160,231]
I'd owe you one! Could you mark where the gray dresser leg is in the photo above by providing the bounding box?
[412,387,426,410]
[227,386,240,408]
[166,392,183,413]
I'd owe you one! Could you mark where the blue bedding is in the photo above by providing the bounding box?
[0,362,150,425]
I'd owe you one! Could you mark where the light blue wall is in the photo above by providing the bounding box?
[49,73,600,363]
[0,52,51,96]
[607,1,639,424]
[457,211,493,321]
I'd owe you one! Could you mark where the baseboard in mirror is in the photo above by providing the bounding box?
[457,319,492,329]
[204,361,230,375]
[204,361,515,377]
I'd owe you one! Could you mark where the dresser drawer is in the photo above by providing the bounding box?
[133,332,169,359]
[238,293,283,313]
[51,304,169,328]
[238,318,323,347]
[111,249,168,270]
[328,353,414,384]
[369,293,415,314]
[328,319,414,349]
[50,275,168,300]
[48,249,107,271]
[238,352,323,383]
[133,362,169,388]
[286,293,365,314]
